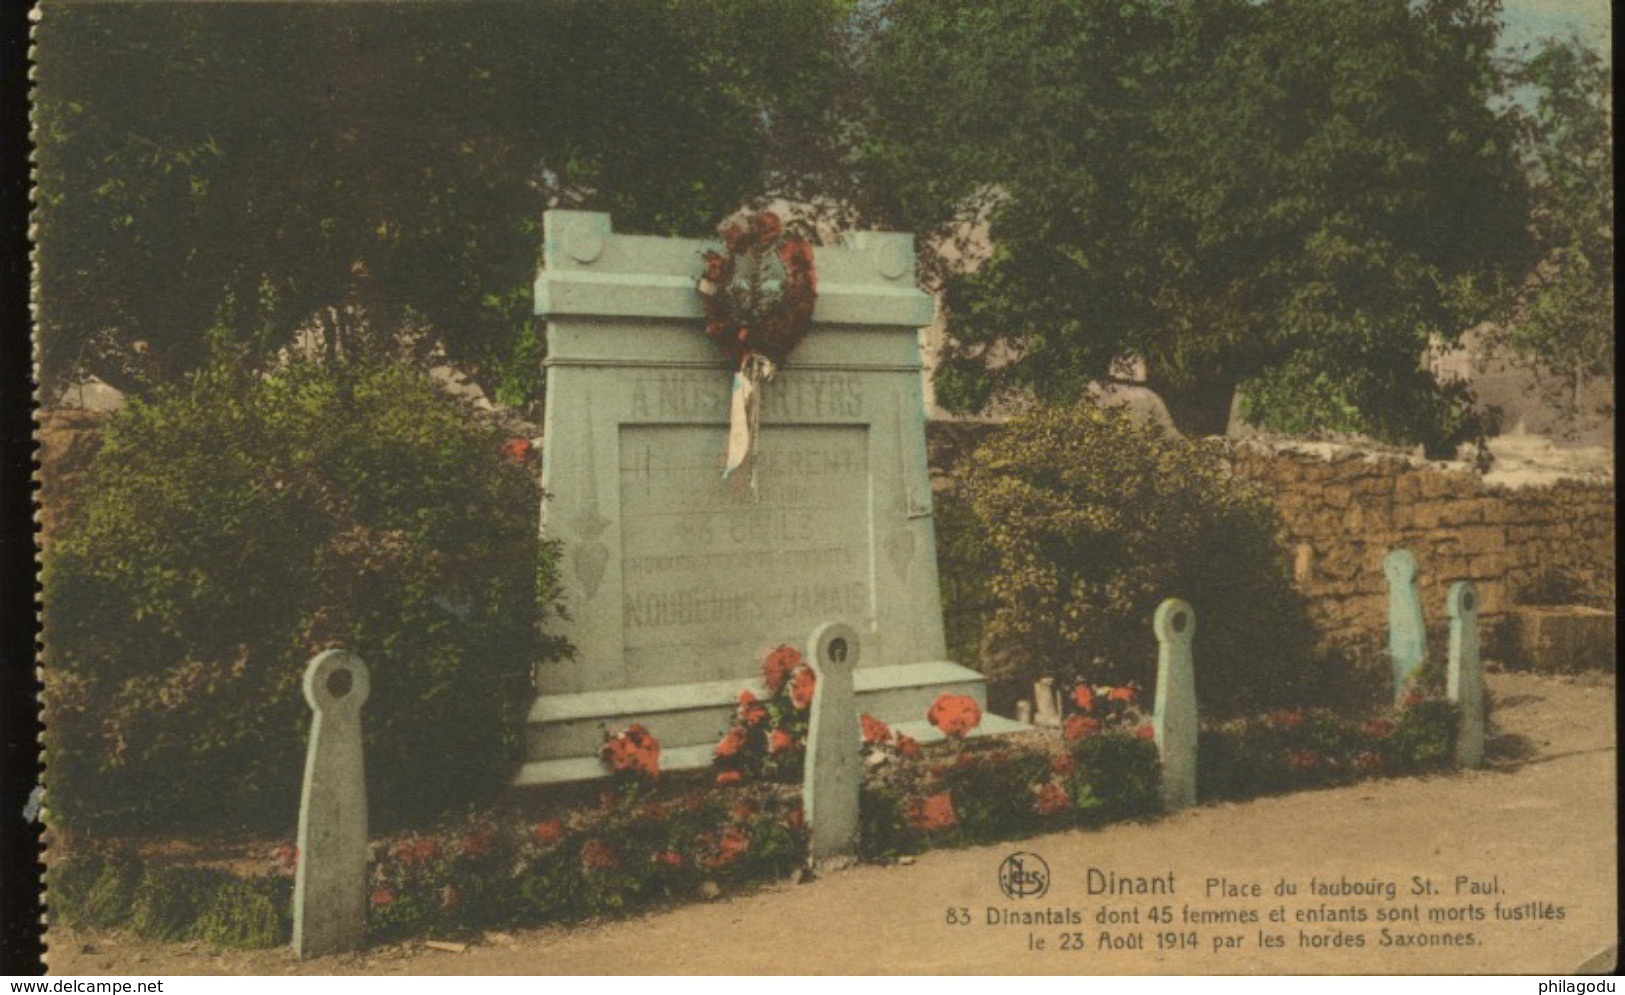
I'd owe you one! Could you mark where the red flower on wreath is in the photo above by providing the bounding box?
[371,887,395,907]
[776,237,817,291]
[716,769,744,787]
[895,734,921,758]
[762,645,801,693]
[906,792,958,833]
[861,713,892,745]
[723,221,754,254]
[1362,718,1397,739]
[750,211,784,242]
[1108,686,1136,704]
[581,839,619,870]
[1062,714,1101,743]
[789,666,817,710]
[1050,753,1078,776]
[1072,686,1095,712]
[698,211,817,368]
[533,820,564,846]
[768,728,796,754]
[601,723,661,779]
[927,693,982,739]
[737,689,769,727]
[655,850,685,869]
[1034,782,1072,816]
[701,250,734,286]
[1134,724,1157,741]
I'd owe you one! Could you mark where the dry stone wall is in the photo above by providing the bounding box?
[1224,440,1615,652]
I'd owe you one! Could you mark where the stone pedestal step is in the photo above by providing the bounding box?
[523,660,989,763]
[513,710,1031,787]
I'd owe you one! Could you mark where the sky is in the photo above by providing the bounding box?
[1499,0,1611,53]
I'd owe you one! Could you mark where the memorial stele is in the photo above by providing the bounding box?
[518,210,1018,786]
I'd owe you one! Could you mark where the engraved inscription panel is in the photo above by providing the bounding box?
[618,424,872,683]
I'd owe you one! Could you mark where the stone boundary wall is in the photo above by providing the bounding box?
[1222,440,1615,651]
[926,422,1615,653]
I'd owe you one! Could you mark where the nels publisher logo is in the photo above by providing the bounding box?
[998,851,1050,900]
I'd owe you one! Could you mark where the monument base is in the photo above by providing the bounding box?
[514,660,1026,787]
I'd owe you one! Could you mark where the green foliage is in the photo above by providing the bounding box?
[130,866,238,942]
[33,1,852,402]
[1386,699,1462,772]
[194,878,291,949]
[859,0,1533,447]
[934,491,998,669]
[962,402,1314,717]
[70,854,145,929]
[42,359,562,831]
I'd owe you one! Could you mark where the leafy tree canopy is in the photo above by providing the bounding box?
[33,1,850,405]
[856,0,1535,450]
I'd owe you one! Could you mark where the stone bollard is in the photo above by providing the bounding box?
[1447,581,1485,767]
[293,650,371,959]
[803,622,862,870]
[1152,599,1198,811]
[1384,549,1426,704]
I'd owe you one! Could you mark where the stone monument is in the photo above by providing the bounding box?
[519,211,1017,785]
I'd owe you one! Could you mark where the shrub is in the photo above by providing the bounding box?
[129,865,236,941]
[961,401,1314,716]
[42,359,565,832]
[1065,734,1162,826]
[193,877,290,949]
[1197,697,1462,800]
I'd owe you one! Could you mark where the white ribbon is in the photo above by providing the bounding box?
[723,353,776,495]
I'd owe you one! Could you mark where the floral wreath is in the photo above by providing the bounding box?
[698,210,817,370]
[696,210,817,491]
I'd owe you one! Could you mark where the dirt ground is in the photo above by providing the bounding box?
[47,669,1616,976]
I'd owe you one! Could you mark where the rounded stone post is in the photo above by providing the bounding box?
[293,650,371,959]
[1384,549,1426,703]
[1152,599,1198,811]
[1447,581,1485,767]
[803,622,861,869]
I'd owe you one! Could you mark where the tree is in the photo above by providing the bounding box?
[1498,36,1613,431]
[32,2,851,406]
[856,0,1534,448]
